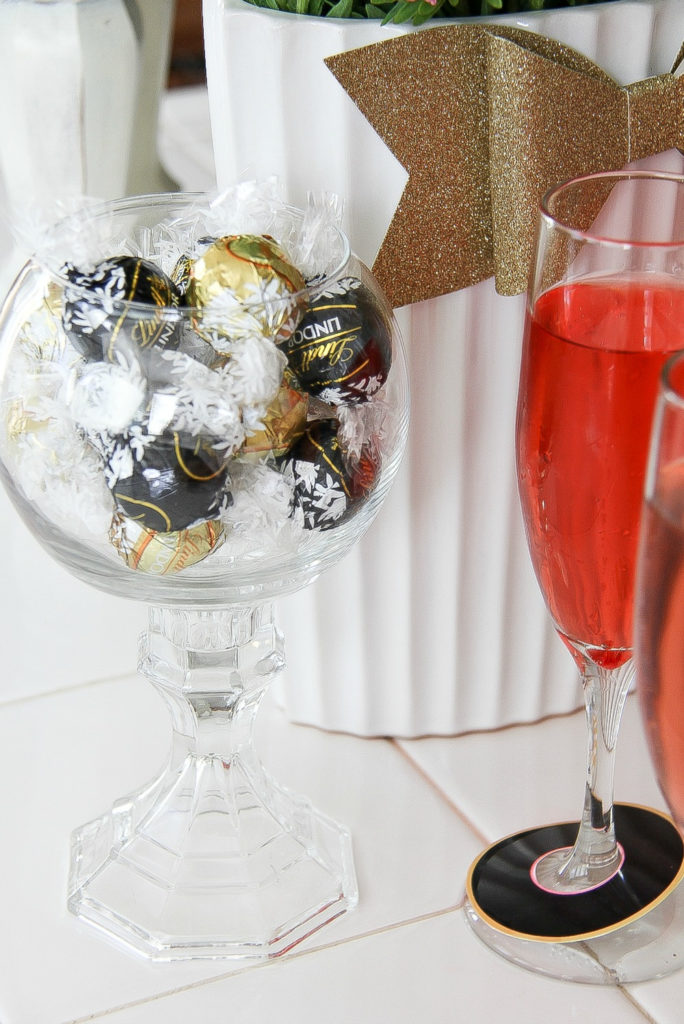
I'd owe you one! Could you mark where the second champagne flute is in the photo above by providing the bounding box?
[466,170,684,983]
[637,351,684,838]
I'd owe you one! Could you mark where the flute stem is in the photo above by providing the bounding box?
[533,656,635,894]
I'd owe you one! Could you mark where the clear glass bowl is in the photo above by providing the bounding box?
[0,191,409,604]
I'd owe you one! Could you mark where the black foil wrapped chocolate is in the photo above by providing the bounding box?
[62,256,181,363]
[170,253,194,299]
[283,420,377,531]
[280,277,392,405]
[106,430,230,532]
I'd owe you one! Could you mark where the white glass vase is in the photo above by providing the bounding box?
[0,0,175,210]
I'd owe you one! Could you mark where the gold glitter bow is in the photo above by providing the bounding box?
[325,26,684,308]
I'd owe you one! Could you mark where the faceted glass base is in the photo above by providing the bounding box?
[67,604,358,960]
[68,752,357,960]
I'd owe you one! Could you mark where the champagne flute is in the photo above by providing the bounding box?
[636,352,684,834]
[466,171,684,984]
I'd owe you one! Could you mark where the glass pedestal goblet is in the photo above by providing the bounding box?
[465,171,684,983]
[0,191,409,960]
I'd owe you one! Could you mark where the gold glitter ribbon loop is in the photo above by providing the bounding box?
[325,26,684,307]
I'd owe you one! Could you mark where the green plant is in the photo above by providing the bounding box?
[243,0,619,28]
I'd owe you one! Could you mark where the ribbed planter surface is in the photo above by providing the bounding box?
[204,0,684,736]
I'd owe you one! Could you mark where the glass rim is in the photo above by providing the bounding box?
[39,191,352,317]
[540,170,684,250]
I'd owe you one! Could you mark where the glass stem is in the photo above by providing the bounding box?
[559,658,635,888]
[110,603,286,839]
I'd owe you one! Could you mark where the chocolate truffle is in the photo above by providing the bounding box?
[109,514,224,574]
[280,277,392,405]
[106,429,229,532]
[62,256,181,363]
[283,420,378,530]
[186,234,305,352]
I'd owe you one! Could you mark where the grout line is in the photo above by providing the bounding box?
[397,699,586,742]
[0,669,140,712]
[390,739,491,847]
[392,725,661,1024]
[326,698,588,745]
[618,987,659,1023]
[64,905,464,1023]
[390,692,641,848]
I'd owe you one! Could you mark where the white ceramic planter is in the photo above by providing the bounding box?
[204,0,684,736]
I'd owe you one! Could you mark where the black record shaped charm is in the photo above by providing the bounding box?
[280,277,392,405]
[62,256,182,363]
[106,430,230,533]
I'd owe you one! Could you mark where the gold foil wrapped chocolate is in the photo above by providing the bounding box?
[5,399,49,446]
[241,380,309,460]
[187,234,306,350]
[109,515,224,575]
[18,281,67,364]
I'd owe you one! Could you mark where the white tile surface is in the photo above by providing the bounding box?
[399,695,668,844]
[70,913,650,1024]
[0,492,145,703]
[0,676,479,1023]
[0,667,681,1023]
[630,965,684,1024]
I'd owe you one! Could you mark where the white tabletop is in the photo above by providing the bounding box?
[1,86,684,1023]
